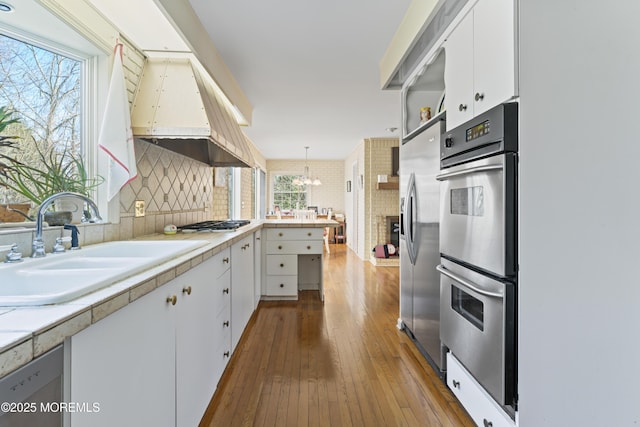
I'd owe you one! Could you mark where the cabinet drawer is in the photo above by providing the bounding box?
[211,247,231,279]
[212,304,231,344]
[446,353,514,427]
[266,228,323,241]
[266,240,323,254]
[265,275,298,296]
[266,254,298,275]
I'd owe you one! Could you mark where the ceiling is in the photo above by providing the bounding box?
[2,0,412,161]
[188,0,412,160]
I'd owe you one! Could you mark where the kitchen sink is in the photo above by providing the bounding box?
[0,240,209,306]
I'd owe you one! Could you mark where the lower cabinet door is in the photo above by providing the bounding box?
[70,285,176,427]
[175,261,219,427]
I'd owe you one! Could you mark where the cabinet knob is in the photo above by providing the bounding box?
[307,245,311,250]
[223,321,229,327]
[166,295,177,306]
[223,257,229,264]
[280,283,284,288]
[475,92,485,101]
[182,286,192,295]
[223,351,230,358]
[223,288,229,294]
[483,419,493,427]
[452,380,460,389]
[280,263,284,268]
[278,245,282,250]
[307,232,312,236]
[458,104,467,112]
[278,232,283,237]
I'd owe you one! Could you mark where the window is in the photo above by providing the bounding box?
[272,174,307,213]
[0,32,84,204]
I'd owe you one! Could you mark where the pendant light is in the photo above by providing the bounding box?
[294,146,322,186]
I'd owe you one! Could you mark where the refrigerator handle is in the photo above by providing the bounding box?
[406,173,417,265]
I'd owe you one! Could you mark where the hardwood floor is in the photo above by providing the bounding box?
[200,244,474,427]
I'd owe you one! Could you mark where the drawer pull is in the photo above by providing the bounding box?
[278,232,283,237]
[166,295,177,306]
[278,245,282,250]
[307,232,312,236]
[280,283,284,288]
[223,321,229,327]
[223,288,229,294]
[223,257,229,264]
[280,263,284,268]
[256,237,261,240]
[483,420,493,427]
[182,286,192,295]
[452,380,460,389]
[223,351,230,358]
[307,245,311,250]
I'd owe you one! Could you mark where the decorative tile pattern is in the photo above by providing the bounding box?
[117,140,214,235]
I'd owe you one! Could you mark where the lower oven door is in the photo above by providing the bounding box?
[438,259,515,406]
[437,152,517,278]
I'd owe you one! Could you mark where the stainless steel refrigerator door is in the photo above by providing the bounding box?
[400,121,443,370]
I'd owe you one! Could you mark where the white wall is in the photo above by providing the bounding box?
[345,143,366,259]
[518,1,640,425]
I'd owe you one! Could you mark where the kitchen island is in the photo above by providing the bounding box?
[262,218,338,301]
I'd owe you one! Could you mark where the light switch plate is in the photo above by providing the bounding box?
[134,200,145,217]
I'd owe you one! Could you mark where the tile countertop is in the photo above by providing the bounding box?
[0,219,338,377]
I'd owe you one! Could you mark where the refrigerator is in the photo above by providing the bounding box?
[399,116,445,375]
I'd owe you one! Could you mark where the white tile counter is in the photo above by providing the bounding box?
[0,221,265,377]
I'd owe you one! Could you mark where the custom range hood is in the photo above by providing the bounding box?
[131,58,254,167]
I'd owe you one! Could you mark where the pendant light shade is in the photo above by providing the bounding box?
[295,146,322,186]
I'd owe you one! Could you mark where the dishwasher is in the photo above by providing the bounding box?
[0,345,63,427]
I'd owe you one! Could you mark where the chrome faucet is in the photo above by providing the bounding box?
[32,192,103,258]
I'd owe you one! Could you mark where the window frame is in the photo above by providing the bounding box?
[270,171,309,214]
[0,22,100,209]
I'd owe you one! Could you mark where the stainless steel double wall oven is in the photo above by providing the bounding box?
[436,102,518,410]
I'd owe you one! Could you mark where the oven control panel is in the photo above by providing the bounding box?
[440,102,518,168]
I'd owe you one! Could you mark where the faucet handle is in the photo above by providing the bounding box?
[53,236,72,254]
[1,243,23,263]
[63,224,80,250]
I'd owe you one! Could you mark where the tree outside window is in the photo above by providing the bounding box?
[0,33,83,204]
[272,174,307,212]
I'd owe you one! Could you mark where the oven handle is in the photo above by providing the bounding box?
[435,164,503,181]
[436,265,503,298]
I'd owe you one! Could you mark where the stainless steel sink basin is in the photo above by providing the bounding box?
[0,240,208,306]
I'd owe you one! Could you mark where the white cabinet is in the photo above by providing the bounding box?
[253,230,262,307]
[446,352,515,427]
[231,234,255,350]
[176,249,230,426]
[70,283,176,426]
[70,249,232,427]
[263,228,324,300]
[444,0,517,130]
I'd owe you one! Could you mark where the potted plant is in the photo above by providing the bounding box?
[0,107,103,224]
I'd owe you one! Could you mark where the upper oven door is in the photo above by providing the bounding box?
[437,152,517,278]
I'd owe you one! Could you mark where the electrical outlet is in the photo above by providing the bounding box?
[134,200,145,217]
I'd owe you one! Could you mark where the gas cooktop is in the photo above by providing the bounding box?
[178,219,251,232]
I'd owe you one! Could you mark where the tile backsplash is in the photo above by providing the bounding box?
[0,140,216,256]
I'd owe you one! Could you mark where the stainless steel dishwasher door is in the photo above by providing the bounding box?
[0,345,63,427]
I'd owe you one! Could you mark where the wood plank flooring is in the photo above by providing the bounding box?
[200,244,474,427]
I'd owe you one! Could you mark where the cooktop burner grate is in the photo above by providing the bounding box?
[178,219,251,231]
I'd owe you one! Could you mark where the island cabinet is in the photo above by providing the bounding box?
[69,248,232,427]
[444,0,517,130]
[263,228,324,300]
